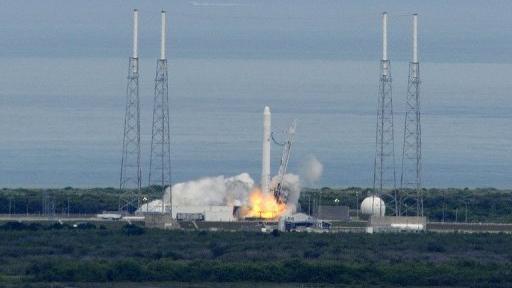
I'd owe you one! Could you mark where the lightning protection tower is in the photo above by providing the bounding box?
[373,12,398,216]
[119,9,142,213]
[148,11,172,213]
[400,14,423,216]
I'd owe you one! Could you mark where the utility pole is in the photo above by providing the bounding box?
[464,200,468,223]
[442,190,446,223]
[8,197,12,217]
[356,191,360,219]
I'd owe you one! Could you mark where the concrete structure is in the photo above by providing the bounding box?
[314,206,350,221]
[172,206,235,222]
[261,106,271,194]
[145,213,178,229]
[282,213,331,232]
[427,222,512,234]
[361,196,386,217]
[96,212,122,220]
[368,216,426,233]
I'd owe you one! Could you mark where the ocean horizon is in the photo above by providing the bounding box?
[1,57,511,189]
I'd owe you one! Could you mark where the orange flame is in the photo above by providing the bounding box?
[244,188,287,219]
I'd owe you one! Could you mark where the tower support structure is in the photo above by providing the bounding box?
[119,9,142,213]
[148,11,172,214]
[373,12,398,216]
[400,14,423,216]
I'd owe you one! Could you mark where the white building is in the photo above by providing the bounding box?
[172,205,235,222]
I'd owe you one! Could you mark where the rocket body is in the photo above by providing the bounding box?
[261,106,271,194]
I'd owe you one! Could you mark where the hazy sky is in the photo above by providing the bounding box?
[1,0,512,62]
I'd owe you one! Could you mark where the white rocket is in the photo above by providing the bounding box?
[261,106,271,194]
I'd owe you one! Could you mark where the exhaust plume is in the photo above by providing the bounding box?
[299,155,323,185]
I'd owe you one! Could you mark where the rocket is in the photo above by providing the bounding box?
[261,106,271,194]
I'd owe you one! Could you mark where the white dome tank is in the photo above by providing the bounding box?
[360,196,386,217]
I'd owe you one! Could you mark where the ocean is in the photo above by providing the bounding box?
[1,57,511,188]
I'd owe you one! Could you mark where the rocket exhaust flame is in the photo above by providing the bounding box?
[243,187,287,219]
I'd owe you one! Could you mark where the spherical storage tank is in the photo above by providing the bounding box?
[360,196,386,217]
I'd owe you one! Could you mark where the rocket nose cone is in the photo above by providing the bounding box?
[264,106,271,114]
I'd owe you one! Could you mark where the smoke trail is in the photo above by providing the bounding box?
[170,173,254,206]
[271,173,301,214]
[138,172,304,216]
[299,155,323,185]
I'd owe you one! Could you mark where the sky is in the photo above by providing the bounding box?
[1,0,512,62]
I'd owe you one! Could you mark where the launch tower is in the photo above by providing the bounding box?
[373,12,398,216]
[399,14,423,216]
[148,11,172,213]
[119,9,142,213]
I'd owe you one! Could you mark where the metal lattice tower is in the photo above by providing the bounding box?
[271,120,297,204]
[400,14,423,216]
[148,11,172,213]
[119,9,142,213]
[373,12,398,216]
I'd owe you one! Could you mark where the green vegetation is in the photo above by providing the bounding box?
[301,187,512,223]
[0,223,511,286]
[1,187,511,223]
[0,186,162,215]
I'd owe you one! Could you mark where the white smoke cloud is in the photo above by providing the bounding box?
[271,173,301,214]
[138,173,254,214]
[138,172,305,215]
[299,155,323,185]
[170,173,254,206]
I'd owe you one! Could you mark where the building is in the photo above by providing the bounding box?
[313,205,350,221]
[368,216,426,233]
[172,206,236,222]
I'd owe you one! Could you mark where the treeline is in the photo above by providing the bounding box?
[0,225,511,286]
[301,187,512,223]
[1,187,512,222]
[0,186,164,215]
[26,258,512,285]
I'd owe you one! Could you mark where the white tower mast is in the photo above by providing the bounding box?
[133,9,138,60]
[160,10,166,60]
